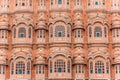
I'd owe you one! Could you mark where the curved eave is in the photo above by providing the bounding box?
[35,27,48,31]
[72,26,85,30]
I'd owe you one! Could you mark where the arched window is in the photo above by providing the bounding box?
[94,27,102,37]
[14,28,16,38]
[18,27,26,38]
[28,28,31,38]
[103,0,105,5]
[58,0,62,4]
[16,61,25,74]
[67,61,70,73]
[95,61,104,74]
[76,64,84,73]
[67,0,69,5]
[15,0,18,6]
[54,59,65,73]
[51,0,53,5]
[106,62,109,74]
[90,62,93,74]
[88,0,91,6]
[74,30,77,38]
[115,64,120,74]
[36,65,44,74]
[67,26,70,37]
[0,65,5,74]
[11,62,14,74]
[104,27,107,37]
[50,26,53,38]
[55,25,65,37]
[50,61,52,73]
[89,27,92,37]
[27,61,30,74]
[29,0,32,6]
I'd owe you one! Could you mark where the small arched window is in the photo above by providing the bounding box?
[104,27,107,37]
[67,26,71,37]
[29,0,32,6]
[67,60,70,73]
[106,62,109,74]
[95,61,104,74]
[94,27,102,37]
[16,61,25,74]
[28,28,31,38]
[88,0,91,6]
[55,25,65,37]
[18,27,26,38]
[89,27,92,37]
[50,61,52,73]
[27,61,30,74]
[50,26,53,38]
[90,62,93,74]
[14,28,16,38]
[11,62,14,74]
[103,0,105,5]
[54,59,66,73]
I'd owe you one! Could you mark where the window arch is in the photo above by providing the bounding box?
[94,27,102,37]
[54,59,65,73]
[95,61,104,74]
[55,25,65,37]
[16,61,25,74]
[18,27,26,38]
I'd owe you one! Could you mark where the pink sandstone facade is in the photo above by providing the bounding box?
[0,0,120,80]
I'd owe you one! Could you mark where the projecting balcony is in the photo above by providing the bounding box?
[50,4,70,11]
[12,38,32,45]
[88,37,108,44]
[87,5,106,11]
[14,6,33,13]
[74,38,84,43]
[113,37,120,43]
[0,8,9,14]
[74,6,83,11]
[38,6,46,12]
[49,37,71,43]
[36,38,46,44]
[48,72,71,79]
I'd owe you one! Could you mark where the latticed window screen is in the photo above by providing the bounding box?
[55,25,65,37]
[95,61,104,74]
[94,27,102,37]
[54,59,66,73]
[16,61,25,74]
[18,27,26,38]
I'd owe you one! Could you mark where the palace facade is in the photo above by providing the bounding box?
[0,0,120,80]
